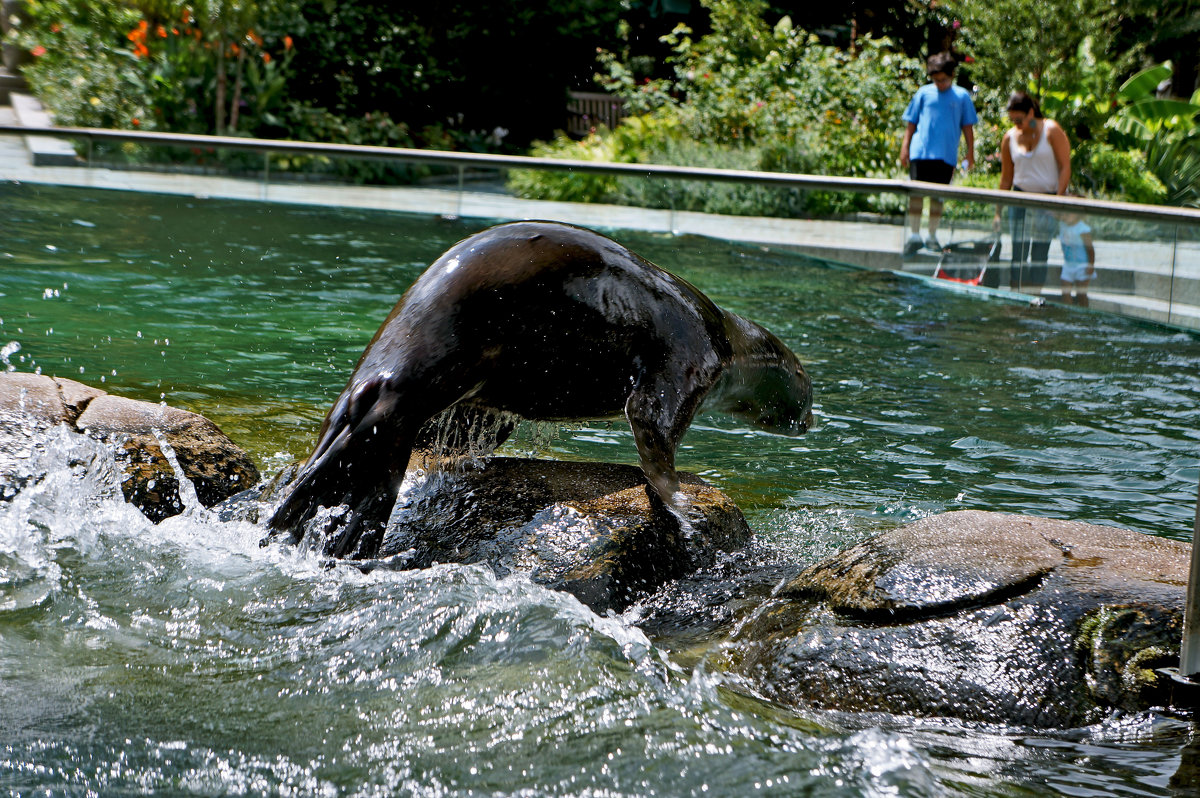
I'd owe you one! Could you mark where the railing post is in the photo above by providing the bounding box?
[261,152,270,201]
[1183,473,1200,677]
[1168,224,1179,327]
[456,164,465,219]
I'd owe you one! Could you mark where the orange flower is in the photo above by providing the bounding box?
[131,118,140,126]
[49,23,61,33]
[230,42,240,55]
[30,45,46,56]
[283,35,293,51]
[156,25,167,38]
[262,52,271,63]
[127,19,149,56]
[246,29,263,46]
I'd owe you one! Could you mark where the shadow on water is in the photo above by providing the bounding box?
[2,182,1200,795]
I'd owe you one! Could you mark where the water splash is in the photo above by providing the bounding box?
[0,425,127,612]
[149,427,208,521]
[419,406,520,469]
[1,341,20,372]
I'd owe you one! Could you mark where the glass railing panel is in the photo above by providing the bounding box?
[1079,213,1178,324]
[4,124,1199,331]
[900,192,997,282]
[905,192,1199,329]
[1170,222,1200,329]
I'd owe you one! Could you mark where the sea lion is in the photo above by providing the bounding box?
[268,221,813,557]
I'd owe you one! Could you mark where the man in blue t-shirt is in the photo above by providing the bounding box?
[899,52,978,255]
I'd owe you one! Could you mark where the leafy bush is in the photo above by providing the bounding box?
[506,115,662,203]
[508,0,923,218]
[1144,130,1200,208]
[11,1,146,130]
[1074,142,1168,205]
[8,0,556,181]
[13,1,302,136]
[614,135,806,217]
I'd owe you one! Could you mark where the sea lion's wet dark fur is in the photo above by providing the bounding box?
[268,221,813,557]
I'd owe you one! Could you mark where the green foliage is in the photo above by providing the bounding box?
[282,0,627,148]
[1100,61,1200,208]
[945,0,1137,105]
[1033,37,1123,146]
[11,1,145,129]
[275,103,426,183]
[1144,130,1200,208]
[1074,142,1168,205]
[615,135,806,217]
[12,0,302,137]
[507,114,671,203]
[1108,61,1200,142]
[513,0,923,217]
[9,0,625,171]
[598,2,922,174]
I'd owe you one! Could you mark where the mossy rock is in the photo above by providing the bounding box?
[0,372,259,521]
[726,510,1188,728]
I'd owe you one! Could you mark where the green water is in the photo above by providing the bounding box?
[2,182,1199,795]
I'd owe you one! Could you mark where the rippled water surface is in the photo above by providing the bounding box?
[2,182,1199,796]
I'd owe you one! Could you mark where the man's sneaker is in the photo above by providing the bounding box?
[925,233,943,251]
[903,234,923,256]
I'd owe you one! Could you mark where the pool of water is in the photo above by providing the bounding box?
[2,182,1199,796]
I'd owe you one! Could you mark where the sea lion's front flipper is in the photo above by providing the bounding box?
[624,365,719,505]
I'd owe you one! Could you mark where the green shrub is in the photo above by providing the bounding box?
[508,128,629,203]
[1144,130,1200,208]
[510,0,923,219]
[1075,142,1168,205]
[12,1,146,130]
[599,7,922,181]
[614,136,805,217]
[13,1,302,137]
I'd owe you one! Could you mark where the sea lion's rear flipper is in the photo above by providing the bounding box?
[266,376,419,552]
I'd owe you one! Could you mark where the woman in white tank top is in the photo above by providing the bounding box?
[992,91,1071,293]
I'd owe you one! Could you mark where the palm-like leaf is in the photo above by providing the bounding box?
[1145,129,1200,208]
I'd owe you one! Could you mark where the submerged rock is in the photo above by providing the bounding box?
[724,510,1188,728]
[0,372,259,521]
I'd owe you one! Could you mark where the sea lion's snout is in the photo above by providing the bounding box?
[765,363,814,435]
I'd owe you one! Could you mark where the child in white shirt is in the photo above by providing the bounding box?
[1058,212,1095,306]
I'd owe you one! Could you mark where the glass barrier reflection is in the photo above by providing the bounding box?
[6,127,1198,332]
[905,190,1200,330]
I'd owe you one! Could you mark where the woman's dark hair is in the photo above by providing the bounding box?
[1006,91,1043,118]
[926,51,957,76]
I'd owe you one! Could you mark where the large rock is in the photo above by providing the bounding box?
[0,372,259,521]
[724,510,1188,728]
[245,456,751,614]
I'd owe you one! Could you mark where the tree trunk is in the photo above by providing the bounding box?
[230,48,245,132]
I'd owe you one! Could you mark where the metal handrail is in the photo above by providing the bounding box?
[4,123,1200,227]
